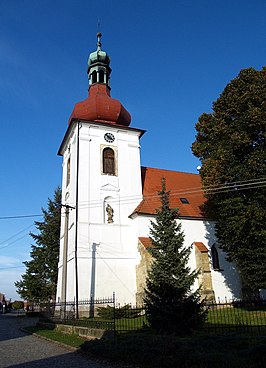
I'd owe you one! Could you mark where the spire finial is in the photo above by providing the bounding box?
[96,32,102,51]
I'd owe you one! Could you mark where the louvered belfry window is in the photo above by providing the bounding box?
[103,147,115,175]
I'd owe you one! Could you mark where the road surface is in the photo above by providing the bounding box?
[0,313,114,368]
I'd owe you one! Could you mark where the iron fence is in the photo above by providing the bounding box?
[29,298,266,336]
[204,299,266,335]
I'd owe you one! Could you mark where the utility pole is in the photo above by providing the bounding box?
[61,204,75,318]
[89,242,98,318]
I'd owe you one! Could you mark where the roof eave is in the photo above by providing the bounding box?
[131,211,210,221]
[58,118,146,156]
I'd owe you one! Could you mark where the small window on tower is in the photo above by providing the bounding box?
[99,70,104,83]
[92,71,97,84]
[180,198,189,204]
[103,147,115,175]
[66,157,70,187]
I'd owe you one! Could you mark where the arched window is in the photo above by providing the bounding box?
[92,71,97,84]
[66,157,70,187]
[99,70,104,83]
[211,244,220,270]
[103,148,115,175]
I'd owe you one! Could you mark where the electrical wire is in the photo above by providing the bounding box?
[96,250,136,298]
[0,224,35,250]
[0,233,33,251]
[0,214,42,220]
[61,178,266,210]
[0,265,25,270]
[1,178,265,218]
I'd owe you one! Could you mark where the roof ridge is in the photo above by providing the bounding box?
[141,166,199,176]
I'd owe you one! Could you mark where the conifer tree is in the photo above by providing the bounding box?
[15,188,61,301]
[192,67,266,294]
[144,178,206,335]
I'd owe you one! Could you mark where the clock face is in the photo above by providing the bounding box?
[104,132,115,143]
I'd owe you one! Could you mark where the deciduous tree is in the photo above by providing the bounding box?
[192,67,266,295]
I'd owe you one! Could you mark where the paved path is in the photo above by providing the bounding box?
[0,313,114,368]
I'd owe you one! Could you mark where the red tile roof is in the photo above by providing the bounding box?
[138,237,153,249]
[194,242,209,252]
[133,167,206,219]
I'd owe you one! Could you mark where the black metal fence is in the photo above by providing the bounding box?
[204,299,266,335]
[30,298,266,336]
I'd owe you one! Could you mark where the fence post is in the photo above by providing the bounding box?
[113,292,116,336]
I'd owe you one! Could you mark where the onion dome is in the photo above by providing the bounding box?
[69,33,131,126]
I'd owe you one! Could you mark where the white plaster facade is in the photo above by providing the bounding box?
[56,119,242,306]
[133,214,242,301]
[56,121,144,305]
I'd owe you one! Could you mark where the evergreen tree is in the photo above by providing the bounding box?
[144,178,206,335]
[15,188,61,301]
[192,67,266,294]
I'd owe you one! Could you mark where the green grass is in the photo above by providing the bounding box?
[81,332,266,368]
[25,323,266,367]
[63,315,147,332]
[24,326,86,348]
[207,306,266,326]
[204,306,266,335]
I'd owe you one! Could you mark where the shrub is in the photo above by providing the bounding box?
[12,300,25,310]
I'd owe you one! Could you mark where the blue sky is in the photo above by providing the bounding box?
[0,0,265,300]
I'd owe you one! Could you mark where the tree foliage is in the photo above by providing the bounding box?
[192,67,266,293]
[15,188,61,301]
[12,300,24,310]
[144,178,206,335]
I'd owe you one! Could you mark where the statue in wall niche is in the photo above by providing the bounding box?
[106,204,114,223]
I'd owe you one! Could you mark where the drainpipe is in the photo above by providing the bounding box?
[74,122,80,319]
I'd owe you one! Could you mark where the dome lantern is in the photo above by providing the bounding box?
[88,32,111,88]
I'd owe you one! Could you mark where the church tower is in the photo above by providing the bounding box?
[56,33,144,311]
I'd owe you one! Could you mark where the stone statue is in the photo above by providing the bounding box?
[106,204,114,223]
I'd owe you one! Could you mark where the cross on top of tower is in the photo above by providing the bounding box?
[96,32,102,51]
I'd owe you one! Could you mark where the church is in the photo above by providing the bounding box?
[55,33,242,308]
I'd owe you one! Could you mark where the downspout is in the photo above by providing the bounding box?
[74,122,80,319]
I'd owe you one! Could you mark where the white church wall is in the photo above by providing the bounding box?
[135,214,242,302]
[57,122,143,305]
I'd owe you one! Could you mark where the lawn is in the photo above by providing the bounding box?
[25,325,266,368]
[207,305,266,326]
[24,326,86,348]
[81,332,266,368]
[204,305,266,335]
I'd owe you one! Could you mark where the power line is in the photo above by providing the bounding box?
[0,233,32,251]
[0,265,25,271]
[96,250,136,298]
[62,178,266,210]
[0,224,34,245]
[0,178,265,217]
[0,214,42,220]
[0,224,35,250]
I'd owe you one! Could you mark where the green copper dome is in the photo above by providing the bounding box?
[88,32,110,66]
